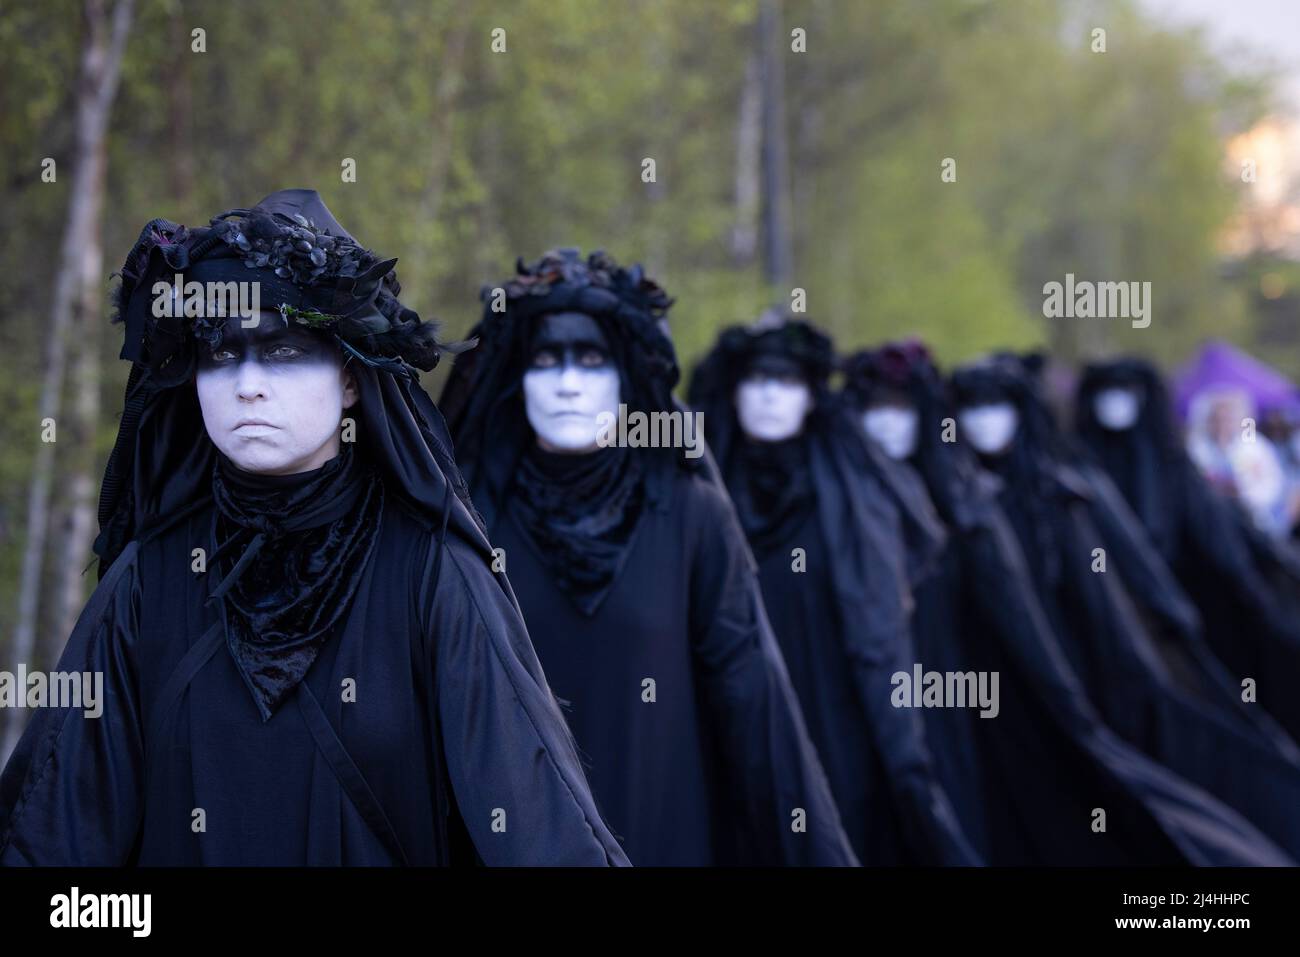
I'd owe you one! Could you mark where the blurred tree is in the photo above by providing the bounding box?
[2,0,135,767]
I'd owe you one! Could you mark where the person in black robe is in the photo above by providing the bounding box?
[438,250,855,866]
[0,190,628,866]
[842,340,1291,864]
[948,352,1300,860]
[687,318,978,865]
[1075,357,1300,743]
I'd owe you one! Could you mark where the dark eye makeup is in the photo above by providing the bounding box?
[742,371,803,387]
[527,344,610,369]
[201,333,318,366]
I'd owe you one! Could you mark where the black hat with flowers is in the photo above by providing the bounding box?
[112,188,452,386]
[94,189,479,581]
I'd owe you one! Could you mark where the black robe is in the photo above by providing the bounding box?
[1075,361,1300,743]
[757,507,934,862]
[844,348,1294,864]
[0,481,628,866]
[983,452,1300,860]
[907,466,1291,864]
[491,461,857,866]
[705,417,977,866]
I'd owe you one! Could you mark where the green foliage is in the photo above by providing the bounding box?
[0,0,1283,643]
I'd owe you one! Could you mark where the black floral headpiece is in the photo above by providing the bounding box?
[841,338,939,406]
[439,247,681,439]
[706,315,836,391]
[111,189,453,388]
[477,247,678,388]
[438,247,698,526]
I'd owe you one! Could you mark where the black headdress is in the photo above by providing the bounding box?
[440,247,695,531]
[948,352,1084,585]
[842,339,998,531]
[685,315,834,464]
[112,188,452,386]
[686,317,834,556]
[949,352,1079,465]
[689,318,945,583]
[94,189,479,581]
[1074,358,1186,558]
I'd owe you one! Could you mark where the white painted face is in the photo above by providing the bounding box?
[522,312,621,453]
[735,366,813,443]
[862,406,919,460]
[959,402,1019,456]
[1093,386,1142,431]
[195,313,357,475]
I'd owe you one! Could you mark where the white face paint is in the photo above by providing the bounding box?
[523,365,620,452]
[196,314,357,475]
[522,312,621,453]
[959,402,1019,456]
[862,407,918,460]
[735,378,813,442]
[1094,387,1141,431]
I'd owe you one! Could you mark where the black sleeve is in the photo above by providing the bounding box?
[0,543,145,865]
[430,534,631,866]
[686,479,858,866]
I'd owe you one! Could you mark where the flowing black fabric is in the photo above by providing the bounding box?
[949,354,1300,860]
[508,444,645,617]
[730,436,815,558]
[0,491,632,865]
[208,443,384,721]
[690,323,976,865]
[841,343,1296,864]
[1075,358,1300,743]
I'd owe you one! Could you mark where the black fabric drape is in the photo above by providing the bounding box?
[208,444,385,720]
[691,334,975,865]
[729,436,815,558]
[1076,359,1300,743]
[950,355,1300,861]
[508,444,645,616]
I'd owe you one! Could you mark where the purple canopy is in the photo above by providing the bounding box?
[1174,340,1300,421]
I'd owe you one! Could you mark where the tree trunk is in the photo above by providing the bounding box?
[759,0,793,289]
[167,5,195,207]
[50,138,107,663]
[3,0,134,768]
[731,50,762,266]
[408,6,472,301]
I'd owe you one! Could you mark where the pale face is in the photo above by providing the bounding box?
[735,358,812,443]
[862,403,919,460]
[958,401,1019,456]
[1093,386,1142,431]
[195,312,358,475]
[522,312,621,454]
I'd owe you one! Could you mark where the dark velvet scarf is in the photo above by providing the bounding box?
[208,441,385,720]
[508,443,645,617]
[728,434,815,558]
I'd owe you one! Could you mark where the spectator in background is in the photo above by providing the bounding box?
[1185,388,1294,537]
